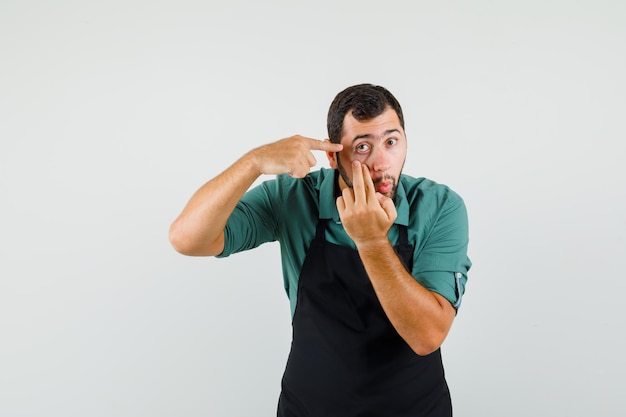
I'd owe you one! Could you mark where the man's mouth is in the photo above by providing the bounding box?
[375,180,393,194]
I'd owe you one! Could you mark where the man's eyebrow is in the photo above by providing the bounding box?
[352,129,401,142]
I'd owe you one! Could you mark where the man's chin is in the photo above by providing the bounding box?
[383,189,397,201]
[374,183,397,200]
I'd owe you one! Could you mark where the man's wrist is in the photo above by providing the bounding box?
[241,149,264,177]
[354,236,392,252]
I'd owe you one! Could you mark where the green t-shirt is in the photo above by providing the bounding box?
[219,168,471,316]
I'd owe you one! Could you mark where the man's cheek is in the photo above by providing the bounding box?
[350,153,369,164]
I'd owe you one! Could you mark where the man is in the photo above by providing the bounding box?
[169,84,471,416]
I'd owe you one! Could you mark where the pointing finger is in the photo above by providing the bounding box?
[302,137,343,152]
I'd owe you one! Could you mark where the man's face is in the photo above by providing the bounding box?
[327,107,407,200]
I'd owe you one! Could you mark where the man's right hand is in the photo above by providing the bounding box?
[248,135,343,178]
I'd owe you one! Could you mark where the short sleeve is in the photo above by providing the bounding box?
[413,191,471,309]
[217,181,280,258]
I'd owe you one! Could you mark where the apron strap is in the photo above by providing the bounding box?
[315,218,327,240]
[397,224,409,247]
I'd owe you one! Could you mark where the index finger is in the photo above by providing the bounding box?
[302,137,343,152]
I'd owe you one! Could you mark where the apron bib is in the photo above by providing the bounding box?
[277,220,452,417]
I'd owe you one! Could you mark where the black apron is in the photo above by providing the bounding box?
[277,219,452,417]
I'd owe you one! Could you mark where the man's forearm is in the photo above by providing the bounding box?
[357,239,456,356]
[169,152,261,256]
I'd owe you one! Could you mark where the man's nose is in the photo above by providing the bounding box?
[369,147,391,172]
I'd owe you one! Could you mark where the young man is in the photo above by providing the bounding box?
[169,84,471,416]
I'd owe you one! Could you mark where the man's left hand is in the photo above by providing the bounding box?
[336,161,397,247]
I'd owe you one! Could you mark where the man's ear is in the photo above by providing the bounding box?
[325,139,339,169]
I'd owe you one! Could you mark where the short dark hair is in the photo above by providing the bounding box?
[327,83,405,144]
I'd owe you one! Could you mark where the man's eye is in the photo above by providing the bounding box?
[355,143,370,153]
[387,138,397,146]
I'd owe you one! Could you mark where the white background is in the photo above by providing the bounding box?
[1,1,625,416]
